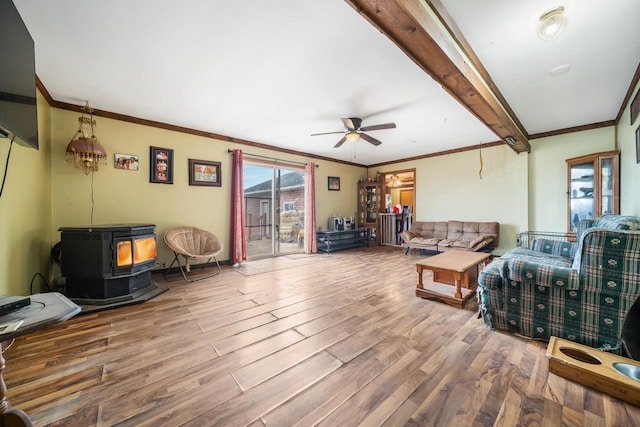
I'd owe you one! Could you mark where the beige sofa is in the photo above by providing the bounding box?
[401,220,499,254]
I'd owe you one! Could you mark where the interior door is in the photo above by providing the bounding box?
[400,189,414,207]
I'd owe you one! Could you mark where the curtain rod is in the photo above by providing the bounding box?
[227,149,319,167]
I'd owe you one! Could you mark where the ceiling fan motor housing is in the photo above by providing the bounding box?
[343,117,362,130]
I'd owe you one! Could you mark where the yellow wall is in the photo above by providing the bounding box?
[50,108,364,268]
[375,144,528,254]
[618,79,640,216]
[0,91,53,295]
[528,127,616,231]
[4,85,640,296]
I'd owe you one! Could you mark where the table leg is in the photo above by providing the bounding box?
[454,272,462,299]
[416,265,424,289]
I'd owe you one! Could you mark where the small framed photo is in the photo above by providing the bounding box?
[631,88,640,125]
[636,125,640,164]
[189,159,221,187]
[114,153,139,171]
[328,176,340,191]
[150,146,173,184]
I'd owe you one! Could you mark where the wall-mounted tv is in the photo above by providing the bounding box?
[0,0,39,150]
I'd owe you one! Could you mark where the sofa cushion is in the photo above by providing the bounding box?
[531,239,577,259]
[506,258,580,290]
[446,221,464,241]
[470,236,494,251]
[410,237,440,245]
[447,221,500,246]
[438,239,456,247]
[452,240,471,248]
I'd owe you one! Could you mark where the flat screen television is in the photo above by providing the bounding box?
[0,0,39,149]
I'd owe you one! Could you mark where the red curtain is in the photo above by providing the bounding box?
[230,149,247,265]
[304,162,317,254]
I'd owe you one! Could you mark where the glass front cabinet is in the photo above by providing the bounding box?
[566,151,619,232]
[358,182,381,241]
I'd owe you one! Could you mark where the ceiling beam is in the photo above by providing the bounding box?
[344,0,531,153]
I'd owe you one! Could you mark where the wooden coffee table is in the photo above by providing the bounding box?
[415,250,490,308]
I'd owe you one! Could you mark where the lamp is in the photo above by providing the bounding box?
[537,6,566,41]
[345,130,360,142]
[66,101,107,174]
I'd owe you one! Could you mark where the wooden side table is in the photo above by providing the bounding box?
[0,293,80,427]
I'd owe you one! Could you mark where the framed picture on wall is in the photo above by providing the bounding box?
[636,125,640,164]
[150,146,173,184]
[631,88,640,125]
[328,176,340,191]
[189,159,221,187]
[114,153,139,171]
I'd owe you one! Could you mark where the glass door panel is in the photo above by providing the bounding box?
[244,164,274,259]
[275,168,304,256]
[569,161,595,231]
[243,163,304,259]
[600,157,614,216]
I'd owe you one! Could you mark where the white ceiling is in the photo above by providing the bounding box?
[12,0,640,166]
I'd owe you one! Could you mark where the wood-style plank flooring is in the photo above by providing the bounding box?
[4,245,640,426]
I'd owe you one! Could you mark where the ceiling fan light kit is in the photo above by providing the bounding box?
[537,6,566,41]
[346,131,361,142]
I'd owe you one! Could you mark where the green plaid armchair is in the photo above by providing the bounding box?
[477,214,640,354]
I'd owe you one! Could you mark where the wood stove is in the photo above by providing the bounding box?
[59,224,157,302]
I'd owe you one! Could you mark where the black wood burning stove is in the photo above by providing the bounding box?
[59,224,158,302]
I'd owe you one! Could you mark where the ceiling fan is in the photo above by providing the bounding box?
[311,117,396,148]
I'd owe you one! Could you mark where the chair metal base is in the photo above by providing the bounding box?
[164,252,221,283]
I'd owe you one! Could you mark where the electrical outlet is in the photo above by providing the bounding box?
[161,262,166,268]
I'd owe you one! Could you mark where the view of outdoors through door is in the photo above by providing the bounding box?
[243,163,305,259]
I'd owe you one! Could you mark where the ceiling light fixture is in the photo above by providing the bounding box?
[66,101,107,174]
[345,131,360,142]
[537,6,566,41]
[505,136,517,146]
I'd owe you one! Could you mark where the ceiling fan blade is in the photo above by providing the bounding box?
[334,136,347,148]
[360,122,396,132]
[341,117,362,131]
[311,131,346,136]
[360,133,382,146]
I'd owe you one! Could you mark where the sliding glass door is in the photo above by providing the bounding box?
[243,162,305,259]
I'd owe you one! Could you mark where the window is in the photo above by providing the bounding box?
[283,202,295,211]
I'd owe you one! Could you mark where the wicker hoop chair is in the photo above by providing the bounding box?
[164,226,222,282]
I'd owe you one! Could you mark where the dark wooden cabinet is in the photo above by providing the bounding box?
[566,151,619,232]
[357,182,381,241]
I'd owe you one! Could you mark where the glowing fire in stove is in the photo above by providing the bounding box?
[117,237,157,267]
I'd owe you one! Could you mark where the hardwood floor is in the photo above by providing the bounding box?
[4,245,640,426]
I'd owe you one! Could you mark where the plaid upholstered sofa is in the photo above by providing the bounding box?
[477,214,640,355]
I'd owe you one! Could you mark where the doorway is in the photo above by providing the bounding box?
[382,169,416,215]
[382,169,416,244]
[243,163,306,259]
